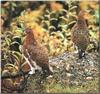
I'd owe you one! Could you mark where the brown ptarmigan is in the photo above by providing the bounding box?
[22,28,53,77]
[71,10,90,59]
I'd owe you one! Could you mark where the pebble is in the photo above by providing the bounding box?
[66,73,73,77]
[86,77,93,80]
[65,64,71,71]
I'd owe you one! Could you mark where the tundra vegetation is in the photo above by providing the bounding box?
[1,1,99,93]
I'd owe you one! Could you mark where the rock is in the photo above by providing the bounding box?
[66,73,73,77]
[86,77,93,80]
[65,64,71,71]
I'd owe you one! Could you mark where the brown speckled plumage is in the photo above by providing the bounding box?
[23,28,53,76]
[71,10,90,58]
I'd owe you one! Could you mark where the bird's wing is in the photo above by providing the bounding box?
[26,45,48,65]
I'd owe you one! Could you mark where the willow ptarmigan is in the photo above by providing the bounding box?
[71,10,90,59]
[22,28,53,77]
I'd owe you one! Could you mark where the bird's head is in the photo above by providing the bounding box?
[24,27,40,44]
[25,28,33,34]
[78,10,90,19]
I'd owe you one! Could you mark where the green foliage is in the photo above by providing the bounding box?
[1,29,22,71]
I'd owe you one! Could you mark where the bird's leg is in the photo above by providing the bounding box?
[78,49,85,59]
[36,69,47,84]
[42,65,53,79]
[82,50,85,57]
[78,49,82,59]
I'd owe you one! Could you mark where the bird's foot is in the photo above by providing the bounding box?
[78,49,86,59]
[79,52,86,59]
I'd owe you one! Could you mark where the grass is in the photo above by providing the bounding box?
[45,78,98,93]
